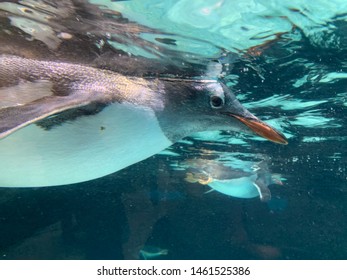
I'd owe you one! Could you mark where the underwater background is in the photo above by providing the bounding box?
[0,0,346,260]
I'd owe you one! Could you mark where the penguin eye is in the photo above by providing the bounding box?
[210,95,224,109]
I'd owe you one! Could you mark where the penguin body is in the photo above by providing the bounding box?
[184,159,280,201]
[0,53,287,187]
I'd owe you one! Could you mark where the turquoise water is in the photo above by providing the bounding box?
[0,0,346,259]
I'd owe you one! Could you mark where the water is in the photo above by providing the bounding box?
[0,0,346,259]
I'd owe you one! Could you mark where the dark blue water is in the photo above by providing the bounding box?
[0,0,346,259]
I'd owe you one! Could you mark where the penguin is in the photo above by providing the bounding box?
[0,54,287,188]
[184,158,282,201]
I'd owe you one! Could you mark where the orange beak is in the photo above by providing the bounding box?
[229,114,288,145]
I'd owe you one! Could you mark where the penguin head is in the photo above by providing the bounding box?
[158,78,288,145]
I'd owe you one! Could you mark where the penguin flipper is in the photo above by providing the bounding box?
[0,89,103,139]
[253,182,272,202]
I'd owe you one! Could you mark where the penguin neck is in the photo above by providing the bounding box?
[156,114,205,142]
[152,79,204,141]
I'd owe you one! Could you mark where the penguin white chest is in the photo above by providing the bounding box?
[208,175,260,199]
[0,103,172,187]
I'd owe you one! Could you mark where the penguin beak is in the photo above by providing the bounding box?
[227,113,288,145]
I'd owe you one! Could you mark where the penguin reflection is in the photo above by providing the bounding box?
[183,158,282,202]
[122,153,284,260]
